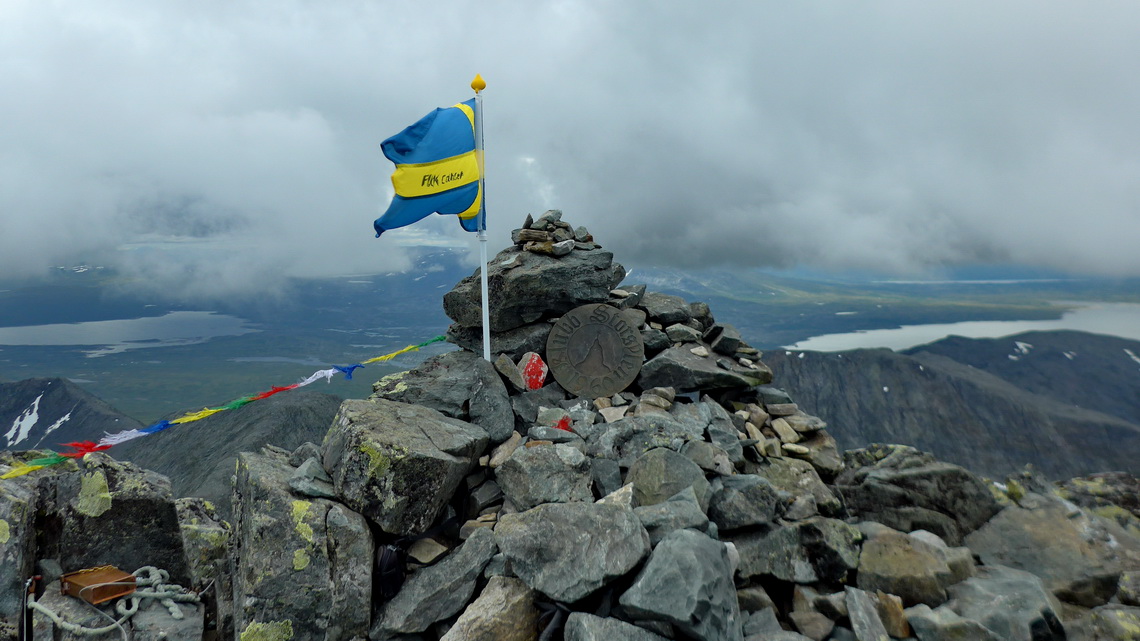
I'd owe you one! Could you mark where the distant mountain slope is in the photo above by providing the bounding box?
[111,389,343,518]
[764,342,1140,480]
[1,377,143,450]
[905,330,1140,425]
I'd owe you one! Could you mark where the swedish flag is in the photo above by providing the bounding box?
[374,98,483,237]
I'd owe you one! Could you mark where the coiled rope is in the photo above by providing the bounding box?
[25,566,200,637]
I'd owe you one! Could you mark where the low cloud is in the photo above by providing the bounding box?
[2,0,1138,302]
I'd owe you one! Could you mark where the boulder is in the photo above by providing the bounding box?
[0,460,40,622]
[905,603,1002,641]
[495,502,650,602]
[443,246,625,332]
[372,527,498,637]
[627,447,711,510]
[564,613,670,641]
[731,517,861,584]
[176,497,233,638]
[742,457,842,516]
[671,400,745,466]
[707,474,787,532]
[448,321,553,362]
[634,485,711,545]
[586,415,703,466]
[964,492,1140,607]
[371,350,514,443]
[50,453,191,585]
[232,448,372,641]
[321,399,487,536]
[439,576,538,641]
[495,443,594,511]
[619,529,743,641]
[857,530,955,607]
[639,292,693,325]
[1066,604,1140,641]
[844,587,890,641]
[639,346,772,393]
[835,444,1001,545]
[943,565,1066,641]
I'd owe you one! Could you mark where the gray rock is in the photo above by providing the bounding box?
[845,587,890,641]
[944,565,1066,641]
[857,530,955,607]
[905,603,1002,641]
[627,447,711,511]
[1065,604,1140,641]
[321,399,487,536]
[682,439,735,476]
[288,441,323,466]
[495,502,650,602]
[742,457,843,516]
[964,492,1140,607]
[708,474,787,532]
[671,400,745,466]
[493,353,527,392]
[639,292,694,325]
[639,346,772,393]
[788,610,834,641]
[288,457,338,499]
[176,497,233,638]
[439,576,538,641]
[511,383,567,431]
[742,608,782,636]
[564,613,670,641]
[620,529,743,641]
[836,444,1001,545]
[444,246,625,332]
[731,517,861,584]
[0,463,39,621]
[50,453,191,586]
[590,457,623,498]
[373,527,498,637]
[371,350,514,443]
[586,414,703,466]
[496,443,594,511]
[634,486,711,545]
[666,323,703,343]
[641,327,672,353]
[448,321,553,362]
[232,448,372,641]
[705,324,744,356]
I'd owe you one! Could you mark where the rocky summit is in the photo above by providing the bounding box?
[2,210,1140,641]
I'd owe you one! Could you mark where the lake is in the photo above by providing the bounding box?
[0,311,258,357]
[784,303,1140,352]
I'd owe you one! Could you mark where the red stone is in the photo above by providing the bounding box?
[520,352,548,390]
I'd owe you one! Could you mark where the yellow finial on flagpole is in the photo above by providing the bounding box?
[471,74,486,93]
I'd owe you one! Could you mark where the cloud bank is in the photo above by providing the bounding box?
[2,0,1138,300]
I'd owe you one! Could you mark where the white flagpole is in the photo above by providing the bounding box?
[472,74,491,362]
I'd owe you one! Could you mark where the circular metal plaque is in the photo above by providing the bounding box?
[546,304,645,398]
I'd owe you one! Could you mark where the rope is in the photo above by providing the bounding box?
[26,566,200,636]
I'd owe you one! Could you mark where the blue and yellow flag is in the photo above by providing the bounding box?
[374,98,483,237]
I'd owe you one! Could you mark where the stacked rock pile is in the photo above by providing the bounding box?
[2,211,1139,641]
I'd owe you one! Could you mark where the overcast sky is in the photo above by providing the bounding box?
[2,0,1138,300]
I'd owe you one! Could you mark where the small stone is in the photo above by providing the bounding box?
[594,396,613,410]
[665,323,703,343]
[599,406,629,423]
[407,538,449,565]
[875,591,911,638]
[737,585,776,613]
[690,345,710,357]
[494,354,527,392]
[789,611,834,641]
[514,228,551,243]
[489,432,524,468]
[611,289,632,298]
[551,239,575,256]
[782,443,811,455]
[766,403,799,417]
[639,394,672,410]
[518,352,548,390]
[645,387,676,403]
[771,417,801,443]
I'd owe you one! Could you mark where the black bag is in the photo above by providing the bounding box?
[376,544,409,601]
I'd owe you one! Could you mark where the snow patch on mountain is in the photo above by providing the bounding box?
[4,393,43,447]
